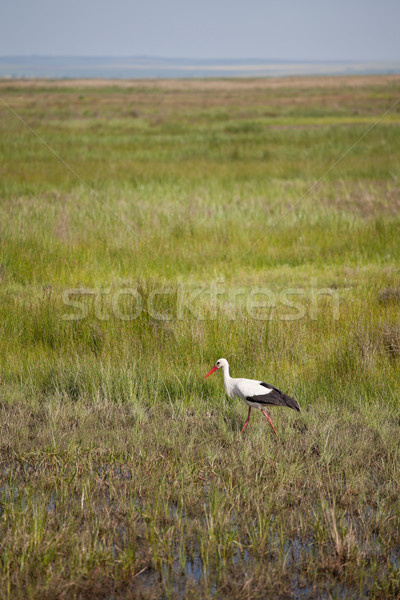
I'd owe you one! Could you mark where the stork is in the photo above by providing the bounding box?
[203,358,300,435]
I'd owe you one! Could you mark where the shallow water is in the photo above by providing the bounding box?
[1,458,399,598]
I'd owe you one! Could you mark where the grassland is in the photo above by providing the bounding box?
[0,75,400,599]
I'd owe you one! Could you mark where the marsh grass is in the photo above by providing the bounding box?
[0,75,400,598]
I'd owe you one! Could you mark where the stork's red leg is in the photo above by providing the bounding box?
[240,407,251,433]
[261,409,277,436]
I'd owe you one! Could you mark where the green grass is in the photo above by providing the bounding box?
[0,75,400,599]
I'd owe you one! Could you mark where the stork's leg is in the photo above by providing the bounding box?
[240,407,251,434]
[261,409,277,436]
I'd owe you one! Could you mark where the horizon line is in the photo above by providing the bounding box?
[1,55,400,63]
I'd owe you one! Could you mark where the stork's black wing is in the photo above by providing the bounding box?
[246,382,300,411]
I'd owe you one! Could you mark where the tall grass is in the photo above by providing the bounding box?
[0,75,399,598]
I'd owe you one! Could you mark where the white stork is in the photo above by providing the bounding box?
[203,358,300,435]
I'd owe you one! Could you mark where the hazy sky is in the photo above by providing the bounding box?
[1,0,399,60]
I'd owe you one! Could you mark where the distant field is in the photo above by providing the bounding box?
[0,75,400,599]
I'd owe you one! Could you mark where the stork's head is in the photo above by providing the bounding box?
[203,358,229,379]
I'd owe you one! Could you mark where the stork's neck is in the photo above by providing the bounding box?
[221,363,231,384]
[221,363,234,398]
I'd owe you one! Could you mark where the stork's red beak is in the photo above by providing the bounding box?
[203,366,218,380]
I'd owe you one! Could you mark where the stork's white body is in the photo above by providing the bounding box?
[203,358,300,435]
[221,362,276,409]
